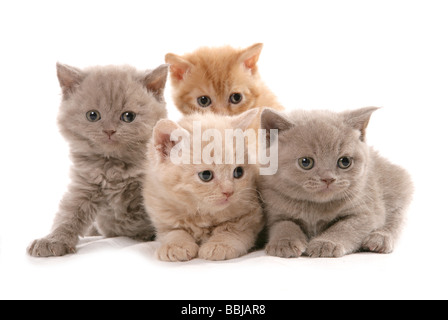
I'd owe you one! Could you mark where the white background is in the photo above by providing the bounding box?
[0,0,447,300]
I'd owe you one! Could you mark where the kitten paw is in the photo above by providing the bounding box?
[307,239,346,258]
[158,242,199,262]
[198,242,242,261]
[265,239,307,258]
[28,238,76,257]
[362,232,394,254]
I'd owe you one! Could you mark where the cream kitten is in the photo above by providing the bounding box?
[165,43,283,119]
[143,110,264,261]
[28,63,168,257]
[260,107,413,258]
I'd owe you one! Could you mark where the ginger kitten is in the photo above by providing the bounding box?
[260,107,413,258]
[143,110,264,261]
[165,43,283,120]
[28,63,168,257]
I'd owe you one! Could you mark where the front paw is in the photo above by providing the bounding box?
[362,232,394,254]
[28,237,76,257]
[307,239,346,258]
[266,239,307,258]
[158,242,199,262]
[198,242,242,261]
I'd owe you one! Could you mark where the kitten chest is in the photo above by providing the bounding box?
[296,201,350,239]
[76,157,144,219]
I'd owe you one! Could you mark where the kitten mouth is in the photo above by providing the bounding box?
[304,184,335,193]
[320,185,334,192]
[216,198,232,206]
[103,136,119,144]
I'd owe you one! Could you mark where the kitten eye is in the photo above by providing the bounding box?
[121,111,136,123]
[229,93,243,105]
[198,170,214,182]
[298,157,315,170]
[233,167,244,179]
[197,96,212,108]
[86,110,101,122]
[338,157,352,169]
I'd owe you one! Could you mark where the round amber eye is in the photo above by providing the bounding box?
[338,157,352,169]
[298,157,314,170]
[229,93,243,105]
[86,110,101,122]
[197,96,212,108]
[198,170,214,182]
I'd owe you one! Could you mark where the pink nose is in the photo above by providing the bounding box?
[104,130,116,138]
[321,178,335,186]
[223,191,234,198]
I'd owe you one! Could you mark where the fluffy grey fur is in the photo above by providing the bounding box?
[260,107,413,258]
[28,63,168,257]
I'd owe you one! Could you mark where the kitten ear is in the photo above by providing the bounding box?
[153,119,183,160]
[165,53,193,81]
[343,107,380,142]
[239,43,263,72]
[143,64,169,102]
[231,108,260,130]
[261,108,293,132]
[56,63,84,98]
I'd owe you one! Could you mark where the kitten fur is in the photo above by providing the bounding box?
[28,63,168,257]
[165,43,284,124]
[260,107,413,258]
[143,110,264,261]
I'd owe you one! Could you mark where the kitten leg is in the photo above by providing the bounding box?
[362,207,404,253]
[85,223,101,237]
[307,214,373,258]
[198,231,253,261]
[265,220,308,258]
[28,189,98,257]
[157,230,199,262]
[199,211,263,261]
[362,230,394,253]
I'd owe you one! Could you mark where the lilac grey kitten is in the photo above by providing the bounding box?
[28,63,168,257]
[260,107,413,258]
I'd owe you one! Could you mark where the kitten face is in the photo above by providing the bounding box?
[165,44,265,116]
[150,110,260,214]
[262,108,377,204]
[176,162,258,214]
[57,63,168,157]
[278,125,367,203]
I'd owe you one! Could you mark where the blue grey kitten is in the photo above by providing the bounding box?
[260,107,413,258]
[28,63,168,257]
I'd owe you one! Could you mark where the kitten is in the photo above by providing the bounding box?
[260,107,413,258]
[165,43,284,121]
[143,110,264,261]
[28,63,168,257]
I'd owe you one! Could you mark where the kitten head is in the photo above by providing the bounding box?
[165,43,266,116]
[261,107,379,203]
[150,110,260,214]
[56,63,168,158]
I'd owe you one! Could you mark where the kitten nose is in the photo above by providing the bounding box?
[322,178,336,186]
[103,130,116,138]
[223,191,234,199]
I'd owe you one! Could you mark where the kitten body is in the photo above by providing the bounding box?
[143,110,264,261]
[165,43,283,123]
[28,63,168,257]
[260,108,413,258]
